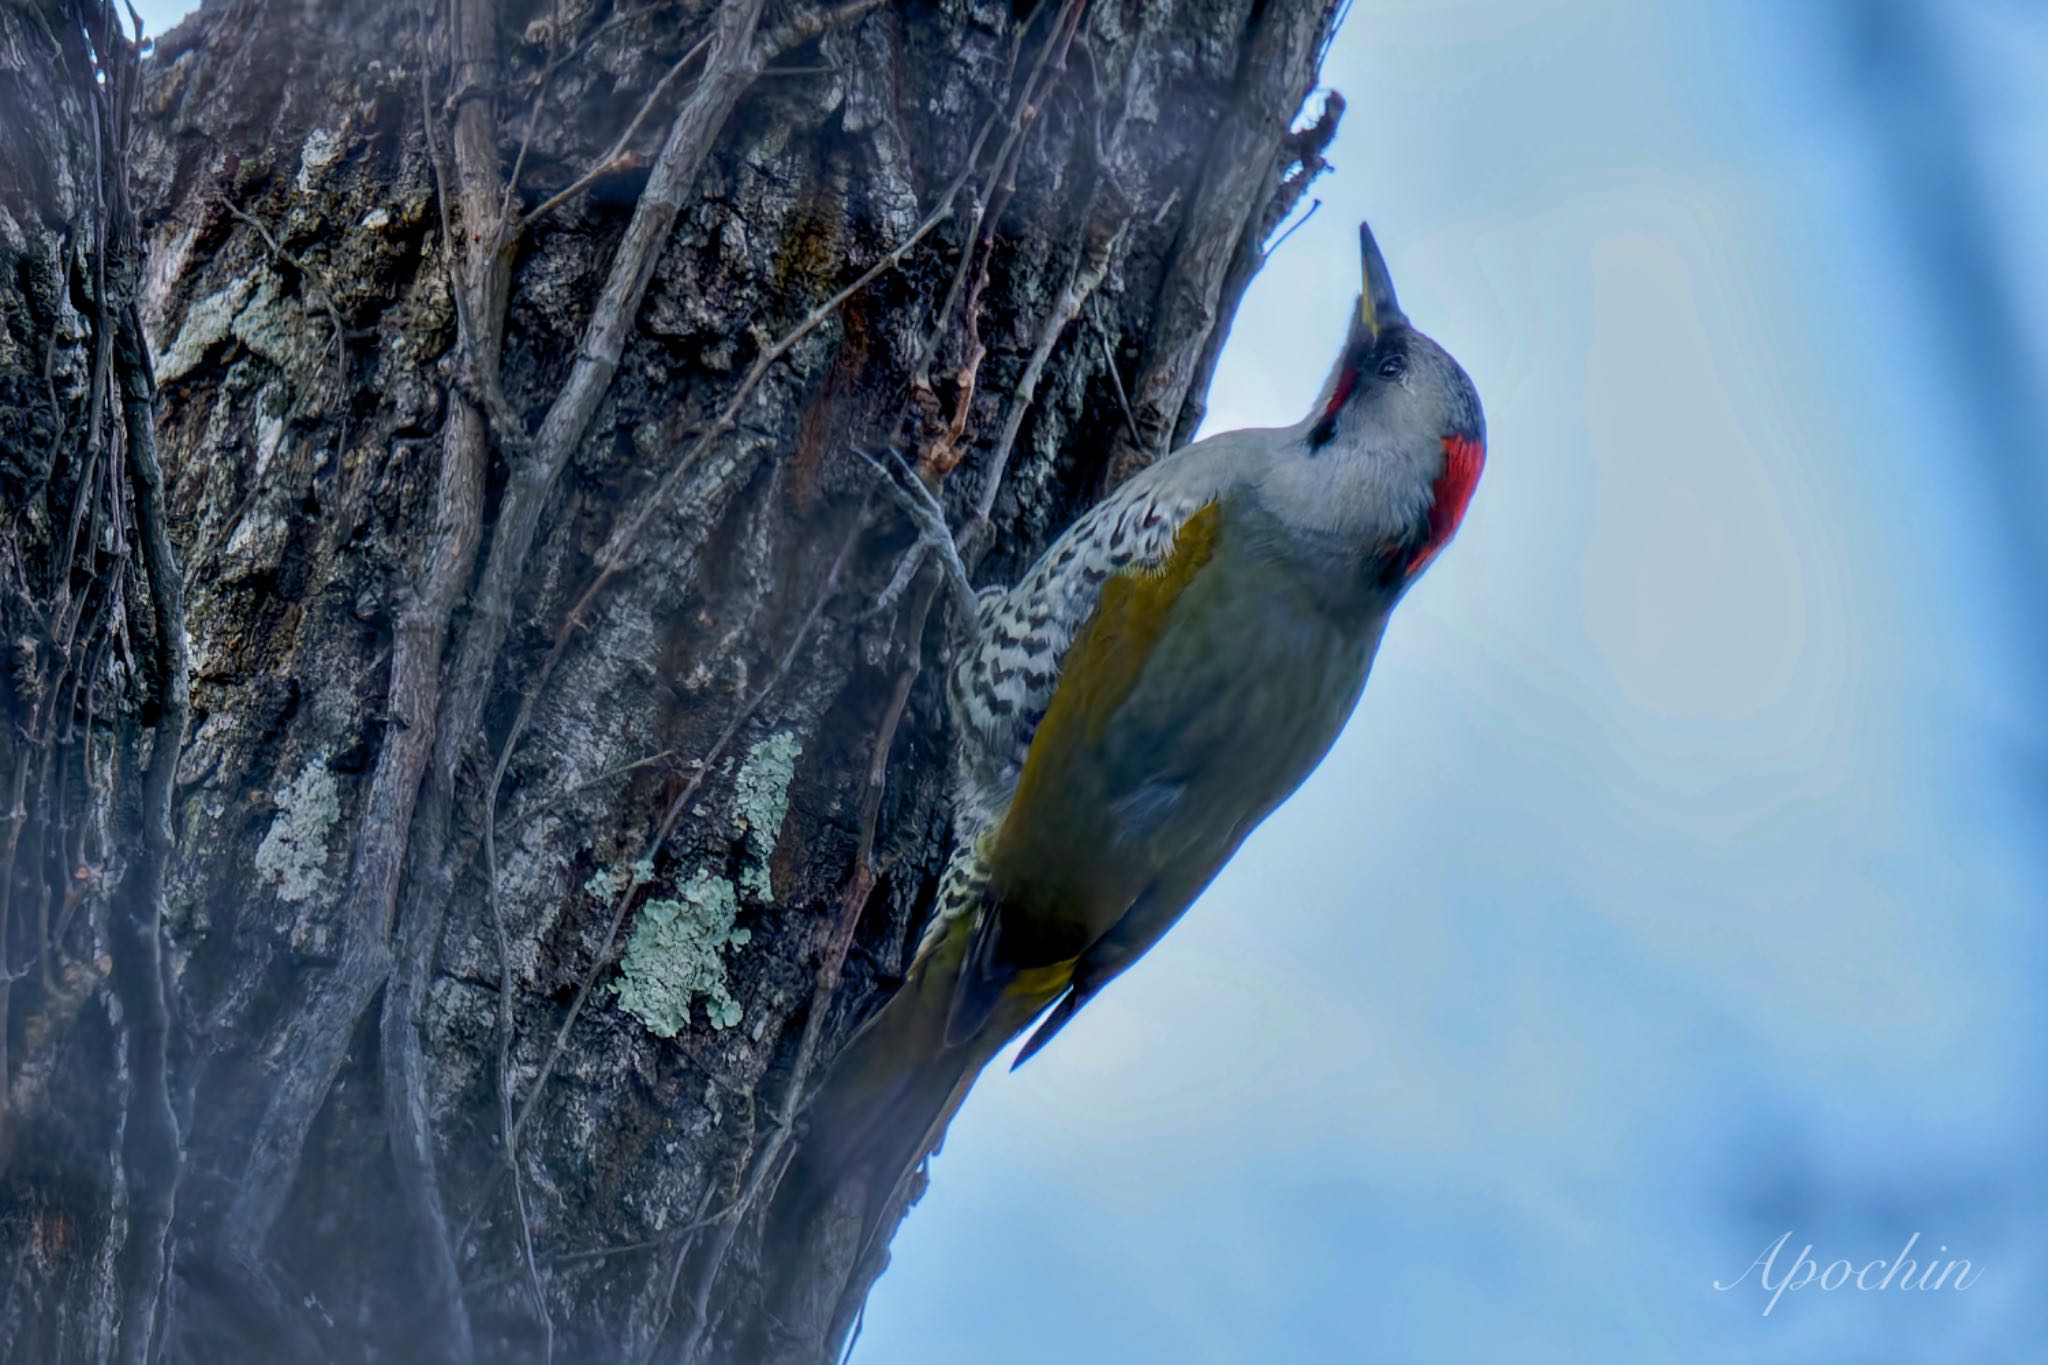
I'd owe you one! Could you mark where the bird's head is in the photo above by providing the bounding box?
[1268,221,1486,582]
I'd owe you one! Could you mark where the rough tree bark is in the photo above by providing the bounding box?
[0,0,1341,1360]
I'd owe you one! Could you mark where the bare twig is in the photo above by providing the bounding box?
[903,14,1039,410]
[918,0,1087,481]
[515,32,713,233]
[501,749,682,838]
[484,776,554,1361]
[499,0,566,220]
[886,0,1091,600]
[215,196,350,393]
[756,0,888,59]
[1262,193,1320,258]
[1096,320,1141,445]
[678,571,934,1351]
[425,0,890,1309]
[962,211,1125,563]
[365,3,503,1357]
[512,0,885,234]
[685,44,1089,1340]
[514,2,897,235]
[1158,88,1345,465]
[110,302,187,1365]
[426,13,782,1280]
[407,1186,744,1331]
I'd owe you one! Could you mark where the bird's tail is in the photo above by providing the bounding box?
[768,909,1055,1258]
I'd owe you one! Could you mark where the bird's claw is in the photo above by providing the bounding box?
[854,445,980,627]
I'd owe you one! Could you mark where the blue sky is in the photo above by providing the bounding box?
[132,1,2046,1360]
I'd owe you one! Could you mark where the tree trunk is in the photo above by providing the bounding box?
[0,0,1340,1361]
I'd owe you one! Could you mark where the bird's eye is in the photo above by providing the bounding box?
[1377,354,1407,380]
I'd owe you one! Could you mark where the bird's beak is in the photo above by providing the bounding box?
[1359,221,1406,342]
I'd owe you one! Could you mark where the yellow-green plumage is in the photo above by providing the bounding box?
[956,492,1391,1051]
[948,501,1226,1036]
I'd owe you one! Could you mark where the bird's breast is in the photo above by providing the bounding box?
[988,515,1389,934]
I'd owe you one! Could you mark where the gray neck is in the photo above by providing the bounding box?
[1249,416,1436,551]
[1219,484,1412,625]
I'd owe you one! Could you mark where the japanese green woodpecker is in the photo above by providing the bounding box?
[791,220,1486,1243]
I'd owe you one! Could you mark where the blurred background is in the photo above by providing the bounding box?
[133,0,2048,1360]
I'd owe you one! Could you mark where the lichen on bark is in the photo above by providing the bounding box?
[614,871,754,1036]
[251,760,342,903]
[733,731,803,899]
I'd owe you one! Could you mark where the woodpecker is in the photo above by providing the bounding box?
[789,221,1485,1246]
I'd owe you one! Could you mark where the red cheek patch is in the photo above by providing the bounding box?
[1406,434,1486,575]
[1320,366,1359,425]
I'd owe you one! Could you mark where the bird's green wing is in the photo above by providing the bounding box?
[944,501,1224,1042]
[958,495,1388,1054]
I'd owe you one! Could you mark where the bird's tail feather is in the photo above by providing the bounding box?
[946,898,1080,1049]
[1009,984,1084,1070]
[943,905,1013,1047]
[771,918,1052,1251]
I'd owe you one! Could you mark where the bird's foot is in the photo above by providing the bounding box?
[854,445,980,626]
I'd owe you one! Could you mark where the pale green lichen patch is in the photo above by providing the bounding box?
[585,865,629,902]
[612,871,751,1037]
[732,732,801,900]
[585,857,653,904]
[253,761,340,903]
